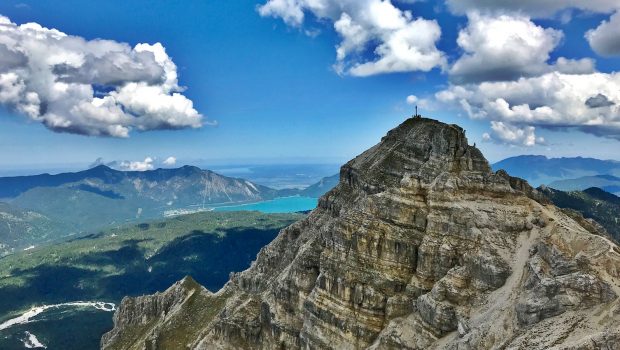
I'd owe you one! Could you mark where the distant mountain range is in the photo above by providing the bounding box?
[0,165,342,254]
[209,163,341,190]
[276,173,339,198]
[0,165,282,251]
[492,155,620,186]
[0,164,278,201]
[548,175,620,196]
[298,174,339,197]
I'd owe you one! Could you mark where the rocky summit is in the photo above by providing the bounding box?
[101,118,620,350]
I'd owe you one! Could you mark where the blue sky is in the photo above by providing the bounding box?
[0,0,619,174]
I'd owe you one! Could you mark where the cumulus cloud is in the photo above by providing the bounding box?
[445,0,620,60]
[90,156,179,170]
[586,12,620,56]
[449,13,595,84]
[0,15,203,137]
[118,157,155,171]
[437,72,620,143]
[482,121,545,146]
[405,94,432,112]
[258,0,445,76]
[553,57,596,75]
[450,13,561,83]
[162,156,177,166]
[434,11,614,145]
[445,0,620,18]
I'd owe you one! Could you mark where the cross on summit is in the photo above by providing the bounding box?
[414,105,421,118]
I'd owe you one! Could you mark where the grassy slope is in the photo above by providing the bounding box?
[10,187,142,232]
[0,202,70,255]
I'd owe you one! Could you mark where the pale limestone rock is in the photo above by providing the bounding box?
[102,118,620,350]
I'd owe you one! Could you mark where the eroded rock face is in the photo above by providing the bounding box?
[102,118,620,350]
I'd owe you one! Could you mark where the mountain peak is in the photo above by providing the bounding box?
[104,118,620,350]
[179,165,203,172]
[341,117,491,193]
[148,165,202,175]
[170,165,205,177]
[86,164,115,172]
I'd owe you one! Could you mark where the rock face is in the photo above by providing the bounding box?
[101,118,620,350]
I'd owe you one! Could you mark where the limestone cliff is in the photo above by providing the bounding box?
[102,118,620,350]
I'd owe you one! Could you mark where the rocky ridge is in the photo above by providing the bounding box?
[102,118,620,349]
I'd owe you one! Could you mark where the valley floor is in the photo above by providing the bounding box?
[0,211,303,350]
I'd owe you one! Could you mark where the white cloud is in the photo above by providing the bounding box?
[258,0,445,76]
[258,0,307,26]
[405,94,432,112]
[0,15,204,137]
[435,11,616,145]
[586,11,620,57]
[450,13,560,83]
[485,121,545,146]
[553,57,596,74]
[162,156,177,166]
[449,13,595,84]
[445,0,620,57]
[445,0,620,18]
[437,72,620,142]
[119,157,155,171]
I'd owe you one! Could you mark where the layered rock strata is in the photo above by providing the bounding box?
[102,118,620,350]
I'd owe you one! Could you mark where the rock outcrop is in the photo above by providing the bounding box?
[102,118,620,350]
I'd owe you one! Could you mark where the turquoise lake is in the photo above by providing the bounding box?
[213,196,318,213]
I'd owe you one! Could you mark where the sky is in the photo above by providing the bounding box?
[0,0,619,174]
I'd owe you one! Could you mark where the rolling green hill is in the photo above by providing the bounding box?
[0,202,69,256]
